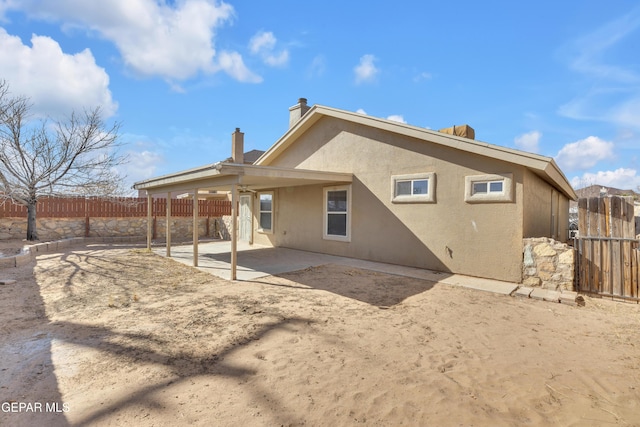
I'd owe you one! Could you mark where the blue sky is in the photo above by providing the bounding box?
[0,1,639,193]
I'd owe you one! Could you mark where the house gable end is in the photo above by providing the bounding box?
[256,105,576,201]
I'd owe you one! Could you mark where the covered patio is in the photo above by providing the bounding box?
[153,240,519,295]
[134,150,352,280]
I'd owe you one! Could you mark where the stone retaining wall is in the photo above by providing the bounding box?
[219,215,233,240]
[523,238,575,291]
[0,217,230,241]
[0,236,146,268]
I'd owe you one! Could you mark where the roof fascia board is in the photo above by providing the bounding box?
[136,162,352,195]
[543,161,578,200]
[142,175,242,196]
[219,163,352,182]
[133,162,224,190]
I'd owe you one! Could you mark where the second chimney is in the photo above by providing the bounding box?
[232,127,244,164]
[289,97,310,128]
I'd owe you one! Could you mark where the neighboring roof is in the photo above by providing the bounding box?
[574,185,639,200]
[255,105,578,201]
[223,149,266,164]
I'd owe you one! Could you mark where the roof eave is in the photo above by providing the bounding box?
[133,162,225,191]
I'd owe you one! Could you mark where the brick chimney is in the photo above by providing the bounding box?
[289,97,310,128]
[232,128,244,164]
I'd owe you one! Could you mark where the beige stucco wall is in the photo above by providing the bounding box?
[522,169,571,242]
[253,116,528,283]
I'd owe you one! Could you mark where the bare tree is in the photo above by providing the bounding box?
[0,80,127,240]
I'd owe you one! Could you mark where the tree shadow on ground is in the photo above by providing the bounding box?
[2,245,322,426]
[255,264,437,308]
[0,259,70,427]
[48,316,315,426]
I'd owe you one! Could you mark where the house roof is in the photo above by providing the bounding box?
[255,105,578,201]
[223,149,266,164]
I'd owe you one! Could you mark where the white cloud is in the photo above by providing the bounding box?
[0,29,117,118]
[609,97,640,129]
[216,51,262,83]
[555,136,615,172]
[567,7,640,83]
[116,135,166,190]
[387,115,406,124]
[354,54,378,84]
[306,55,326,78]
[559,89,640,130]
[559,6,640,130]
[570,168,640,190]
[249,30,289,67]
[249,31,276,54]
[0,0,259,82]
[413,72,432,82]
[514,131,541,153]
[121,149,165,191]
[356,108,367,115]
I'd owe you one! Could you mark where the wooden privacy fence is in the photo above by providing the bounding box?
[575,196,639,302]
[0,196,232,218]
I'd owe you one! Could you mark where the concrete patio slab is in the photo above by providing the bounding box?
[155,241,519,296]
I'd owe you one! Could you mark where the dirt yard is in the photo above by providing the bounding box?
[1,242,640,426]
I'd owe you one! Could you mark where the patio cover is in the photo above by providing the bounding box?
[133,162,352,279]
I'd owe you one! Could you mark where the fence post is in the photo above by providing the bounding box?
[84,197,89,237]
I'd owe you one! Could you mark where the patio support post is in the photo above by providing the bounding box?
[231,183,238,280]
[146,193,152,250]
[193,188,198,267]
[166,192,172,257]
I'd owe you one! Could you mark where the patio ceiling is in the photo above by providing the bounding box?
[133,162,353,195]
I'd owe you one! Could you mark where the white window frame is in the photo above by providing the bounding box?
[323,185,351,242]
[464,173,513,203]
[257,191,273,233]
[391,172,436,203]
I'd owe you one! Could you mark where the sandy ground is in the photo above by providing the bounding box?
[1,242,640,427]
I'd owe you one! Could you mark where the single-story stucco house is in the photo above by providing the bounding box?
[134,98,577,282]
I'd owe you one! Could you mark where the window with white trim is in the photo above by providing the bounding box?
[464,173,513,203]
[323,185,351,241]
[258,192,273,232]
[472,180,503,195]
[391,172,436,203]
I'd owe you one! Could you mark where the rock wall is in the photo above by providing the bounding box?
[0,218,86,240]
[219,215,233,240]
[0,217,228,241]
[523,238,575,291]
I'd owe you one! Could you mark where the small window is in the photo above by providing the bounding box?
[465,174,513,203]
[391,173,436,203]
[490,181,503,192]
[472,180,504,195]
[473,182,487,194]
[258,192,273,232]
[323,185,351,242]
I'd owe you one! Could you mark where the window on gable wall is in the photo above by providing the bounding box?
[258,192,273,232]
[323,185,351,241]
[464,173,513,203]
[391,172,436,203]
[472,180,504,195]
